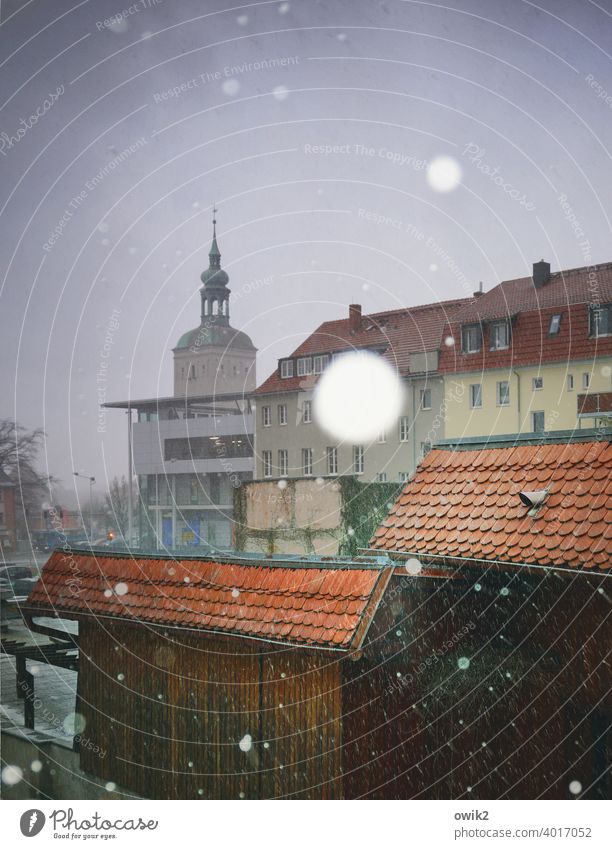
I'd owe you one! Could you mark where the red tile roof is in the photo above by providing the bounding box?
[439,262,612,373]
[371,439,612,570]
[256,298,469,395]
[26,552,392,650]
[453,262,612,323]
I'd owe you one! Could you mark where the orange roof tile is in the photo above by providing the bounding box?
[25,552,392,650]
[371,439,612,570]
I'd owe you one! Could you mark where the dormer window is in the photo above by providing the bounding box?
[313,354,330,374]
[462,324,482,353]
[490,320,510,350]
[297,357,313,376]
[280,359,294,379]
[589,303,612,337]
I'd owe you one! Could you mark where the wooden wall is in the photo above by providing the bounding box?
[78,623,343,799]
[76,570,611,800]
[341,572,612,800]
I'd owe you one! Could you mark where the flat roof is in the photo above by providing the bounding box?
[436,427,611,449]
[103,391,253,410]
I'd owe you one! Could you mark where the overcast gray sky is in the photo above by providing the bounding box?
[1,0,611,502]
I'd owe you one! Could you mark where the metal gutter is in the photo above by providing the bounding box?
[22,607,349,654]
[358,548,611,579]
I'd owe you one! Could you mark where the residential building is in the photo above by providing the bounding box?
[104,218,256,549]
[439,260,612,437]
[254,298,469,482]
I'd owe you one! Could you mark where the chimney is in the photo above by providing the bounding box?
[349,303,362,333]
[473,281,484,298]
[532,260,551,289]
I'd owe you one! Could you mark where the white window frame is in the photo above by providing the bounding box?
[262,451,272,478]
[313,354,329,374]
[375,472,388,482]
[398,472,409,483]
[302,400,312,424]
[326,447,338,476]
[567,374,574,391]
[532,376,543,391]
[297,357,313,376]
[420,388,432,410]
[278,404,288,426]
[582,372,590,389]
[469,383,482,408]
[302,448,313,476]
[262,405,271,427]
[490,320,510,351]
[278,449,288,477]
[280,360,294,379]
[353,445,364,475]
[377,429,386,443]
[399,416,410,442]
[496,380,510,406]
[462,324,482,353]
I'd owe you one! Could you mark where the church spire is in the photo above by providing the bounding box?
[200,205,230,324]
[209,204,221,269]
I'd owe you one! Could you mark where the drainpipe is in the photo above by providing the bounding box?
[411,382,417,473]
[127,407,133,547]
[171,471,177,548]
[513,370,521,432]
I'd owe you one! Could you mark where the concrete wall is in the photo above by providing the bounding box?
[173,344,256,397]
[234,476,399,556]
[443,357,612,438]
[132,414,254,476]
[254,375,447,483]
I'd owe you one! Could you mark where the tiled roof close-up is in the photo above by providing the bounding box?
[371,439,612,570]
[26,552,390,650]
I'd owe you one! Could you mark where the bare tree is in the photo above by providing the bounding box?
[103,476,133,537]
[0,419,53,538]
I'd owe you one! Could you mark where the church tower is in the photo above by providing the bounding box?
[173,212,257,396]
